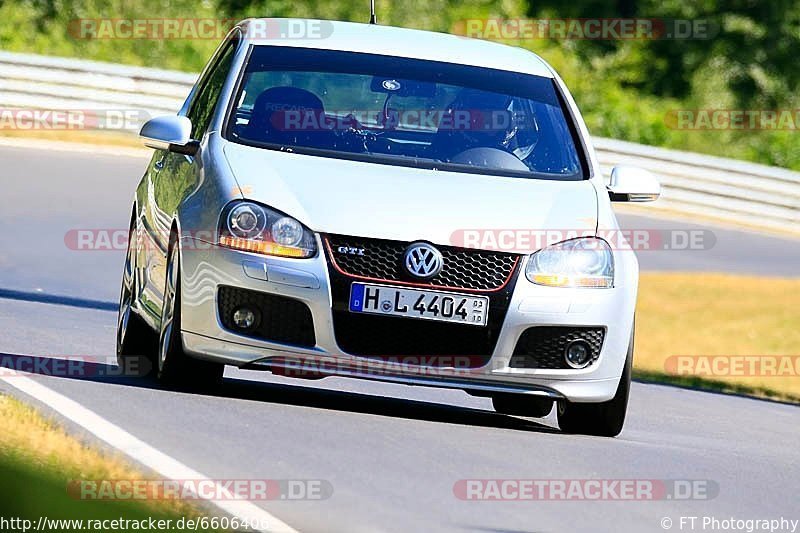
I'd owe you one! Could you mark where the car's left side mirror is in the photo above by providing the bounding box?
[607,166,661,202]
[139,115,199,156]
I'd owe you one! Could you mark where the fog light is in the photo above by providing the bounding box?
[232,307,259,331]
[565,340,592,369]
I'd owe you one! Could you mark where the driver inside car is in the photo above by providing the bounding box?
[431,88,517,159]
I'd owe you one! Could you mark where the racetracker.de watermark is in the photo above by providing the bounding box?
[450,228,715,253]
[664,356,800,378]
[68,18,334,40]
[263,108,538,132]
[64,229,218,252]
[454,479,719,501]
[0,109,147,131]
[665,109,800,130]
[64,228,716,253]
[0,354,151,378]
[68,479,333,501]
[453,18,718,41]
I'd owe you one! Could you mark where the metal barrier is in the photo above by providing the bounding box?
[1,50,798,232]
[594,138,800,231]
[0,50,195,117]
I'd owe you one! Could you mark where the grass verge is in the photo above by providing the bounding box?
[0,394,226,530]
[634,272,800,403]
[0,129,143,149]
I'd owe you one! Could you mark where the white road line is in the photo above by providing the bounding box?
[0,374,299,533]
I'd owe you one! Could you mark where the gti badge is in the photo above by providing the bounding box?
[337,246,366,256]
[403,242,444,279]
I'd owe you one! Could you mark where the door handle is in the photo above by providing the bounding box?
[154,156,166,171]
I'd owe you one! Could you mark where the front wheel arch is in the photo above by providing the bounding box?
[157,224,223,386]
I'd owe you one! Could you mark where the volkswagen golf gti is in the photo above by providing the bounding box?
[117,18,660,437]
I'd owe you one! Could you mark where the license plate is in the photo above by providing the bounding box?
[348,283,489,326]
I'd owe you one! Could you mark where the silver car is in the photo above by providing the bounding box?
[117,19,660,437]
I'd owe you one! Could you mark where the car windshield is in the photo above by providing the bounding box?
[227,46,586,180]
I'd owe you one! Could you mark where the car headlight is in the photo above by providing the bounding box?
[525,237,614,288]
[218,201,317,258]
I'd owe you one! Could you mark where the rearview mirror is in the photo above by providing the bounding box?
[139,115,198,156]
[370,77,436,97]
[607,166,661,202]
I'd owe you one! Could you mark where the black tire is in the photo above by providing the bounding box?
[116,218,158,378]
[157,232,224,388]
[556,328,633,437]
[492,394,553,417]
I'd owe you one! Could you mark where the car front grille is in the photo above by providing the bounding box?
[323,235,521,366]
[324,234,518,292]
[218,286,316,348]
[510,327,605,369]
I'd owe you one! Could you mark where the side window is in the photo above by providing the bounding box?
[187,42,237,139]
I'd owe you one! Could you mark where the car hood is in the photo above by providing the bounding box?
[223,142,598,249]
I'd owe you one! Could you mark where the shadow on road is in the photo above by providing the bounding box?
[0,352,558,434]
[0,288,117,311]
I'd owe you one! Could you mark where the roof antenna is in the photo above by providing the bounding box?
[369,0,377,24]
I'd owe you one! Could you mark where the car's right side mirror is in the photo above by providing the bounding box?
[139,115,199,156]
[607,166,661,202]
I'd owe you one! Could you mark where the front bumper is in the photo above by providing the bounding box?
[178,235,638,402]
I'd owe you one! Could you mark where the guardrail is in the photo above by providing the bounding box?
[594,138,800,232]
[1,51,799,233]
[0,51,195,117]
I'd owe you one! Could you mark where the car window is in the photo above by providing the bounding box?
[226,46,586,181]
[187,41,236,139]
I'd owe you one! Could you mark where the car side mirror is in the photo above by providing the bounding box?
[139,115,199,156]
[607,166,661,202]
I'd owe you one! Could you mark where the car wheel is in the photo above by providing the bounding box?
[492,394,553,417]
[116,219,157,377]
[157,233,224,387]
[556,328,633,437]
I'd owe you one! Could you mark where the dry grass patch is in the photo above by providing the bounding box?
[0,129,142,148]
[634,272,800,402]
[0,394,222,526]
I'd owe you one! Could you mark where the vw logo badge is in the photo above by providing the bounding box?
[403,243,444,279]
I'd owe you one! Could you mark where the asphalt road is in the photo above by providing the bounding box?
[1,143,798,532]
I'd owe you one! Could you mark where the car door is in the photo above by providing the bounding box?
[139,38,238,324]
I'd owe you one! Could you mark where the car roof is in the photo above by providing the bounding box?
[237,18,555,79]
